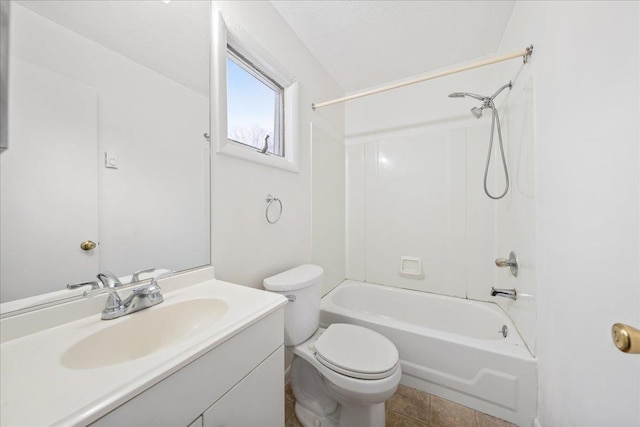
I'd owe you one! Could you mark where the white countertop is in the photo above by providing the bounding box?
[0,277,286,426]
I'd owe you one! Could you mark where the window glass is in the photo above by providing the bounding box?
[226,50,283,156]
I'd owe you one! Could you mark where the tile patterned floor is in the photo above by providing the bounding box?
[284,383,516,427]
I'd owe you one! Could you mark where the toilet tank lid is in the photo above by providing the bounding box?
[263,264,323,291]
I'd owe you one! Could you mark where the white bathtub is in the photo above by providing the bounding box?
[320,280,536,427]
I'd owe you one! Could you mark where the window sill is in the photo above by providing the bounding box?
[217,140,299,173]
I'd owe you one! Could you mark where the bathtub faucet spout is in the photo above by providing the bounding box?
[490,287,517,300]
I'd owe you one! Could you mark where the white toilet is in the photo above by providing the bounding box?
[264,265,401,427]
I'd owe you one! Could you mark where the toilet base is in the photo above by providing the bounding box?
[295,400,385,427]
[295,402,339,427]
[338,401,385,427]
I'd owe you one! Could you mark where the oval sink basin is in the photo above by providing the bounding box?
[61,298,228,370]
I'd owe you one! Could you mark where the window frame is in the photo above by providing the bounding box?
[212,9,299,172]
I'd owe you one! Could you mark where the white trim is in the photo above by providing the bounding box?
[211,8,299,172]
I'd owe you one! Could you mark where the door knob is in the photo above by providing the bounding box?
[611,323,640,354]
[80,240,97,251]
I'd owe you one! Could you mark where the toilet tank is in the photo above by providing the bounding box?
[263,265,323,346]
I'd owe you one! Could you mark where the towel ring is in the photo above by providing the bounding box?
[265,194,282,224]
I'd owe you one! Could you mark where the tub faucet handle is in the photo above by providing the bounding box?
[495,259,511,268]
[495,251,518,277]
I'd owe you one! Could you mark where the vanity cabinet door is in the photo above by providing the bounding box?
[203,345,284,427]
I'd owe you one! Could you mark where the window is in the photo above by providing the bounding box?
[226,46,284,157]
[213,10,299,171]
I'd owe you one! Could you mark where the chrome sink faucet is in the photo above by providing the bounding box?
[100,271,173,320]
[97,270,124,289]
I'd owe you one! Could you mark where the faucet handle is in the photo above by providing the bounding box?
[67,280,100,291]
[150,271,175,287]
[495,258,511,268]
[135,283,163,304]
[494,251,518,277]
[131,267,156,283]
[133,271,172,304]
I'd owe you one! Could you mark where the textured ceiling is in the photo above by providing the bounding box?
[271,1,515,93]
[16,1,210,96]
[17,1,515,98]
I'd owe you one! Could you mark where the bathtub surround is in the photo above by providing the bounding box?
[345,84,535,352]
[493,79,536,353]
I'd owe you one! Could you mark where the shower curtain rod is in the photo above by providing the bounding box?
[312,45,533,110]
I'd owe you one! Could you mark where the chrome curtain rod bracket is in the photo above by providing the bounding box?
[523,45,534,64]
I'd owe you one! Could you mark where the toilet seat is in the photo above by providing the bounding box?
[293,327,402,407]
[314,324,399,380]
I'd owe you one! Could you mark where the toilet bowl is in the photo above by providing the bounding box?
[264,265,401,427]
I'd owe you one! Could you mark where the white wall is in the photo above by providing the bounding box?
[210,1,344,290]
[498,2,640,426]
[4,4,209,296]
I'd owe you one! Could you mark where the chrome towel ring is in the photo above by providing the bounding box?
[265,194,282,224]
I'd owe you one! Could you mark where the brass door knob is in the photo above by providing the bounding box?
[611,323,640,354]
[80,240,97,251]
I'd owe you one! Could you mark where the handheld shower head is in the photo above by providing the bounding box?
[448,82,512,200]
[448,92,486,102]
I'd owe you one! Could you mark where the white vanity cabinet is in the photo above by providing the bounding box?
[202,346,284,426]
[91,308,284,427]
